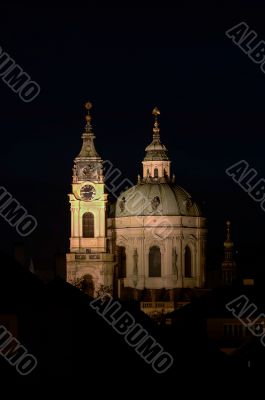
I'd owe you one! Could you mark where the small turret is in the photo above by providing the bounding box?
[142,107,172,182]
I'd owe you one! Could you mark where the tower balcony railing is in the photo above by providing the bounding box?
[140,301,174,311]
[66,252,114,262]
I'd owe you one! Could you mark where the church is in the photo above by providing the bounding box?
[66,103,207,302]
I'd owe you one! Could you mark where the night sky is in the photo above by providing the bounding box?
[0,5,265,275]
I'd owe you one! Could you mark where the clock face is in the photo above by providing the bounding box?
[80,184,96,201]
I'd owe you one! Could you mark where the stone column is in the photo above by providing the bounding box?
[78,208,81,238]
[164,236,172,288]
[176,234,184,288]
[73,208,78,237]
[70,208,74,238]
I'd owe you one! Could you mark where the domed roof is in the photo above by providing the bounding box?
[112,183,202,217]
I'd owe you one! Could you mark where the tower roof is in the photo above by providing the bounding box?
[76,102,101,160]
[73,103,104,183]
[143,107,169,161]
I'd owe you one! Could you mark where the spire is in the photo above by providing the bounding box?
[84,101,93,133]
[76,102,100,159]
[225,220,232,244]
[141,107,171,182]
[73,102,104,183]
[221,220,237,285]
[143,107,169,161]
[152,106,160,140]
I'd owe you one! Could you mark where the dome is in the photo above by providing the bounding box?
[112,183,202,217]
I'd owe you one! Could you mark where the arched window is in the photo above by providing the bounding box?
[83,212,94,238]
[184,245,192,277]
[81,274,94,297]
[118,246,126,278]
[154,168,158,178]
[149,246,161,277]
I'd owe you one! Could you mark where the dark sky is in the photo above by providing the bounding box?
[0,5,265,273]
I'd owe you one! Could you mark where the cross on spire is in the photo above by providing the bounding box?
[152,106,160,139]
[84,101,93,133]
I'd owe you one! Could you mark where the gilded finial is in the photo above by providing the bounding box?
[85,101,92,111]
[84,101,93,131]
[152,106,160,116]
[226,220,231,242]
[152,106,160,137]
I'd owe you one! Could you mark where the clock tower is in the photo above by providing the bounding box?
[66,103,114,296]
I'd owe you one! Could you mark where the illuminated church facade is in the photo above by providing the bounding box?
[66,104,207,300]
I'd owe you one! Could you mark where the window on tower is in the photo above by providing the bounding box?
[149,246,161,277]
[184,245,192,277]
[154,168,158,178]
[83,212,94,238]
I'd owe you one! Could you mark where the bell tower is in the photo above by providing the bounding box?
[66,102,114,295]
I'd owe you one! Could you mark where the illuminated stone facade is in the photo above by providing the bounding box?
[66,104,207,300]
